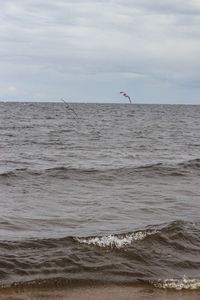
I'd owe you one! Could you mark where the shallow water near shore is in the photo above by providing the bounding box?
[0,285,200,300]
[0,102,200,291]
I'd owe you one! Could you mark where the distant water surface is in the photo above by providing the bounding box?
[0,102,200,290]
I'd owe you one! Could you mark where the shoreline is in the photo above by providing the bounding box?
[0,285,200,300]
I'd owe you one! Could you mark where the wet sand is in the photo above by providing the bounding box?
[0,285,200,300]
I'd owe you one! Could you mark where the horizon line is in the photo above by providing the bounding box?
[0,100,199,106]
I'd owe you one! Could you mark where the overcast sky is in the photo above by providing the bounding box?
[1,0,200,104]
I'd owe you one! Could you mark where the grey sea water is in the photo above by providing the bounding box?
[0,102,200,290]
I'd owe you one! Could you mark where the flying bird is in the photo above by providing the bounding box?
[120,91,132,104]
[61,98,79,120]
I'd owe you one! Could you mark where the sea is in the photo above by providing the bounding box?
[0,102,200,291]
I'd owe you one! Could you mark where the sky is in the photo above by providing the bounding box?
[0,0,200,104]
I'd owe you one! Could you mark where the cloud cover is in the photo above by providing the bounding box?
[0,0,200,103]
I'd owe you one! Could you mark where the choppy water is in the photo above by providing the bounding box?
[0,102,200,290]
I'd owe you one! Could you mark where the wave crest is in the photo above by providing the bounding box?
[75,230,157,249]
[1,158,199,179]
[179,158,200,169]
[152,277,200,290]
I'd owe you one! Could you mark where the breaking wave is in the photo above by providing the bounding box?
[152,277,200,290]
[0,220,200,289]
[75,230,157,249]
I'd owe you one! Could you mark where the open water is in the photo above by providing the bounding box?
[0,102,200,290]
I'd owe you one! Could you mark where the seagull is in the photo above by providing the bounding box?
[120,91,132,104]
[61,98,79,120]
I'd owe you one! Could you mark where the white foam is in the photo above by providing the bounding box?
[76,230,157,249]
[153,277,200,290]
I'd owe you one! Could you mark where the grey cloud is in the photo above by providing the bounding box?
[113,0,200,15]
[0,0,200,103]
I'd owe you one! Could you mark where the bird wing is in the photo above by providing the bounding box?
[61,98,78,119]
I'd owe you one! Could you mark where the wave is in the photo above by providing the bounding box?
[2,219,198,250]
[75,230,157,249]
[0,158,200,180]
[3,277,200,291]
[0,167,41,177]
[179,158,200,169]
[0,220,200,289]
[152,277,200,290]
